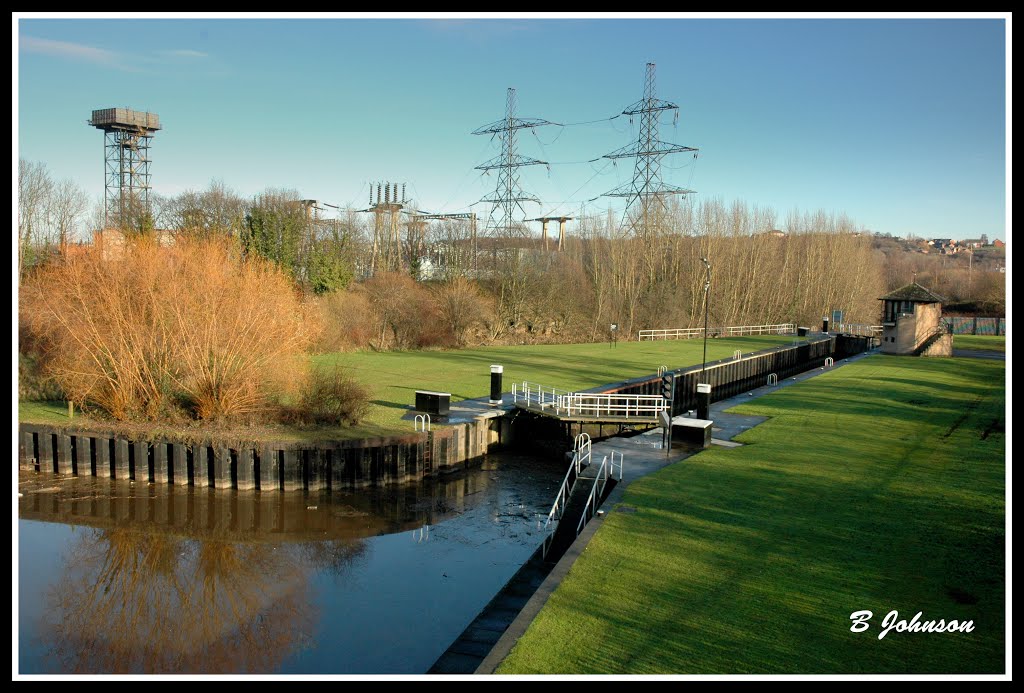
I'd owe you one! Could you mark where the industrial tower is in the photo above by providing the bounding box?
[88,108,161,231]
[602,63,698,238]
[367,182,406,274]
[473,88,553,238]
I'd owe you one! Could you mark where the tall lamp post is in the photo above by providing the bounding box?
[698,257,712,421]
[701,257,711,375]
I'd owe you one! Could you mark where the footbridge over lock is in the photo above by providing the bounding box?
[511,382,668,425]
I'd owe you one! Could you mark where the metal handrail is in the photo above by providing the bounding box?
[414,414,431,432]
[573,432,592,471]
[560,393,667,419]
[638,327,707,341]
[722,324,796,337]
[541,434,591,559]
[835,323,884,337]
[512,381,573,409]
[515,382,667,420]
[638,323,795,340]
[575,451,624,536]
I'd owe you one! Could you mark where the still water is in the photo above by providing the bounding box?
[17,451,563,675]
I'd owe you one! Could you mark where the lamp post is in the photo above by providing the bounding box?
[701,257,711,375]
[699,257,712,421]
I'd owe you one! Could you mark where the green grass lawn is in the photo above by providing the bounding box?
[954,335,1006,353]
[312,335,792,432]
[18,336,792,441]
[497,355,1005,674]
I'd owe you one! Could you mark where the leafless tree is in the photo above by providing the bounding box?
[433,277,489,346]
[18,158,53,281]
[44,178,90,250]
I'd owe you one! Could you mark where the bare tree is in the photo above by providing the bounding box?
[18,159,53,281]
[433,277,489,346]
[165,179,247,239]
[45,178,90,251]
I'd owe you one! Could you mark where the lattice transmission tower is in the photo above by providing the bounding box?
[473,88,553,238]
[602,63,699,238]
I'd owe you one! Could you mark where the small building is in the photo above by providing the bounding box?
[927,238,960,254]
[92,227,176,261]
[879,282,952,357]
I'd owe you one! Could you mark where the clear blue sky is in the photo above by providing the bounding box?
[15,14,1008,241]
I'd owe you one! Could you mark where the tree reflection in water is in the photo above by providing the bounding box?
[39,528,365,674]
[20,457,513,674]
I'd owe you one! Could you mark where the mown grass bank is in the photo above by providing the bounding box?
[954,335,1006,352]
[498,355,1005,674]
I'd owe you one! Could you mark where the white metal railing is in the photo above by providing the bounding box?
[514,383,667,420]
[512,381,573,410]
[767,373,778,386]
[638,327,707,340]
[836,323,884,338]
[733,349,742,360]
[575,451,624,537]
[558,393,667,419]
[638,323,795,340]
[541,434,591,559]
[723,324,797,337]
[573,433,592,470]
[414,414,431,432]
[825,357,834,367]
[657,365,669,377]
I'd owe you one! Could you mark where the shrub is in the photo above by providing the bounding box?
[19,237,318,422]
[291,366,371,427]
[314,288,375,352]
[363,271,445,350]
[433,277,488,347]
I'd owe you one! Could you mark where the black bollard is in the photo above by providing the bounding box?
[697,383,711,421]
[490,365,503,404]
[822,316,830,333]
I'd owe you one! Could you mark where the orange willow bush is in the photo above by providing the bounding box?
[20,238,318,421]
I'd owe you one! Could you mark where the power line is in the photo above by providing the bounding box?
[537,160,613,218]
[551,113,623,128]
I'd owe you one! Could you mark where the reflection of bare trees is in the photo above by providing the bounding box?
[21,464,498,674]
[39,528,364,674]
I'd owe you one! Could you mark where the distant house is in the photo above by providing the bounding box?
[764,229,787,238]
[993,238,1005,248]
[927,238,960,254]
[879,282,951,357]
[961,238,985,249]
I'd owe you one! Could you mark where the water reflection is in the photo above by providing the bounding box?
[19,471,489,542]
[19,453,565,674]
[19,468,499,675]
[40,528,330,674]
